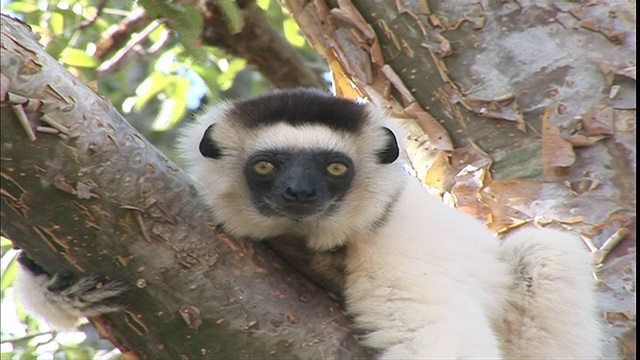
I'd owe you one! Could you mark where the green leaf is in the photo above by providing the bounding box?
[0,236,13,247]
[2,2,40,13]
[217,0,244,34]
[44,36,70,59]
[134,72,175,110]
[1,251,18,293]
[217,58,247,90]
[152,97,186,131]
[59,48,100,68]
[137,0,207,62]
[151,77,190,131]
[256,0,271,10]
[283,18,306,47]
[173,76,191,103]
[148,23,168,42]
[49,11,65,35]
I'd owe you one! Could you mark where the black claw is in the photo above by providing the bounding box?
[71,282,131,316]
[105,277,131,290]
[72,273,109,294]
[85,272,108,284]
[101,296,130,309]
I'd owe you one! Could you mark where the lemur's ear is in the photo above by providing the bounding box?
[199,124,223,159]
[377,127,400,164]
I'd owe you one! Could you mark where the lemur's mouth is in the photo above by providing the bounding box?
[281,203,324,218]
[257,197,327,219]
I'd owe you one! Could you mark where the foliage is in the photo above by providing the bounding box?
[1,0,317,133]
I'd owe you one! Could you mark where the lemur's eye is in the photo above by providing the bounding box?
[253,161,275,175]
[326,162,348,177]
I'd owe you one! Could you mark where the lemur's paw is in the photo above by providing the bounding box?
[17,251,131,319]
[47,271,131,317]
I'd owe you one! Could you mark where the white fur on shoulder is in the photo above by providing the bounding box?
[497,228,602,358]
[345,178,508,358]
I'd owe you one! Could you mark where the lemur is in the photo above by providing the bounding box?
[13,251,129,330]
[15,89,602,358]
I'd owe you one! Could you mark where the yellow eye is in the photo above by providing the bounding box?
[326,162,348,176]
[253,161,275,175]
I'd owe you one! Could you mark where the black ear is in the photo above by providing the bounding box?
[199,124,223,159]
[377,127,400,164]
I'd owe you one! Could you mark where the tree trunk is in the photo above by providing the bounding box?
[1,15,371,359]
[281,1,635,358]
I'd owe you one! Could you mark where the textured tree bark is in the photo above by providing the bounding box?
[281,1,635,358]
[1,15,371,359]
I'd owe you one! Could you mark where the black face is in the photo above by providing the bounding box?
[244,150,356,220]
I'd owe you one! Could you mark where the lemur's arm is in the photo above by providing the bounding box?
[14,251,130,330]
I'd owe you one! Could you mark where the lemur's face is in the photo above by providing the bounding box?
[177,89,404,244]
[243,149,355,220]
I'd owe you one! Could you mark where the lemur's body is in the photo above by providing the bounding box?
[343,177,507,357]
[177,89,602,358]
[15,89,602,358]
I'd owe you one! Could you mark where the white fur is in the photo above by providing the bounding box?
[496,228,603,358]
[344,179,603,358]
[177,91,603,358]
[14,266,79,330]
[345,178,507,358]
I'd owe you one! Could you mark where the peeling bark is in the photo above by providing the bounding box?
[281,1,635,358]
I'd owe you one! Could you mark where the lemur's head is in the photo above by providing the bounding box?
[177,89,406,251]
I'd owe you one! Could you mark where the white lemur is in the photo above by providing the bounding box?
[15,89,602,358]
[175,89,602,358]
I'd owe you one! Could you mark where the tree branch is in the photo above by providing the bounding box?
[200,0,327,89]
